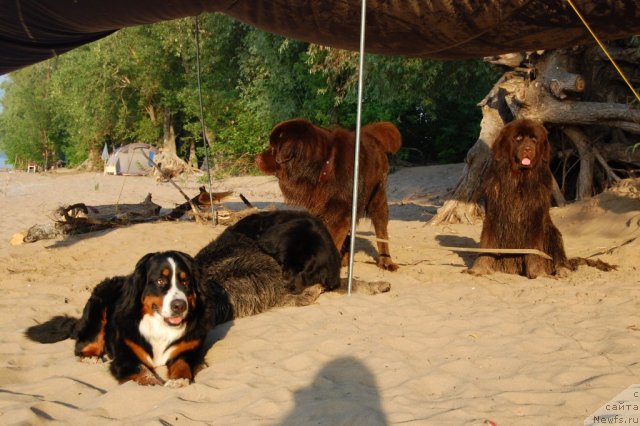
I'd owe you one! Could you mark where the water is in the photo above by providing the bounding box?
[0,151,12,170]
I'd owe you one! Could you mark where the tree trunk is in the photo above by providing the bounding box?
[561,126,594,200]
[41,129,49,171]
[188,139,198,168]
[551,178,566,207]
[429,105,501,225]
[163,107,177,156]
[431,42,639,225]
[145,104,156,124]
[77,141,102,172]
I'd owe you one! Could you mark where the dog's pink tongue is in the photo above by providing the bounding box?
[167,316,183,325]
[521,158,531,166]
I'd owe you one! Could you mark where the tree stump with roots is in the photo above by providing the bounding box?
[430,42,640,225]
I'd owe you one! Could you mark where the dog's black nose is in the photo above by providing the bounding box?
[171,299,187,314]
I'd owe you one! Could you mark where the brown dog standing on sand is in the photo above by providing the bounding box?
[256,118,401,271]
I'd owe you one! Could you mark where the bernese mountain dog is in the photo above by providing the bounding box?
[26,251,205,387]
[25,210,390,386]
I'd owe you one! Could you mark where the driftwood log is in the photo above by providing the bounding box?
[17,194,162,243]
[13,189,257,244]
[431,41,640,225]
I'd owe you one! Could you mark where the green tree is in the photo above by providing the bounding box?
[276,45,499,163]
[49,43,123,166]
[0,63,57,169]
[0,14,499,172]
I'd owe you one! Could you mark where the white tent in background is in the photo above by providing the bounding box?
[103,143,158,176]
[101,143,109,161]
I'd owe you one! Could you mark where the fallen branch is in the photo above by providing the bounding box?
[164,186,234,221]
[353,233,552,259]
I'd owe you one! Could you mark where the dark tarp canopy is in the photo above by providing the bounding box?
[1,0,640,75]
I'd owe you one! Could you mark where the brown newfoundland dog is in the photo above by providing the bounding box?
[256,118,401,271]
[469,119,614,278]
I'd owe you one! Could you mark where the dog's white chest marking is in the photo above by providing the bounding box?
[139,257,188,367]
[139,313,186,367]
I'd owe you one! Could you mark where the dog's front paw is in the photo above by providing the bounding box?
[130,365,164,386]
[164,378,190,388]
[466,266,492,276]
[377,256,399,272]
[77,355,108,364]
[467,256,495,276]
[553,266,570,279]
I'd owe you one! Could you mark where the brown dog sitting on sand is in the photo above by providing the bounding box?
[469,118,615,278]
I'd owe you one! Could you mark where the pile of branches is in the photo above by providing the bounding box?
[152,151,203,182]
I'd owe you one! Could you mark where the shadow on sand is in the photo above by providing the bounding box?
[279,356,388,426]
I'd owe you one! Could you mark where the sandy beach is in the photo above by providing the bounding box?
[0,165,639,425]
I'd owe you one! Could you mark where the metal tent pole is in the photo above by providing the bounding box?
[346,0,367,295]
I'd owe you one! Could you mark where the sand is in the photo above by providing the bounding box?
[0,165,639,425]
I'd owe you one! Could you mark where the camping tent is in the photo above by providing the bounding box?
[104,143,158,176]
[1,1,640,75]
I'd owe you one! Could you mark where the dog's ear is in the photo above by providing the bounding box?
[120,252,156,313]
[175,251,199,287]
[491,123,514,164]
[132,252,156,287]
[269,119,316,145]
[269,119,325,170]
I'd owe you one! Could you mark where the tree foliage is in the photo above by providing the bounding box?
[0,14,498,173]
